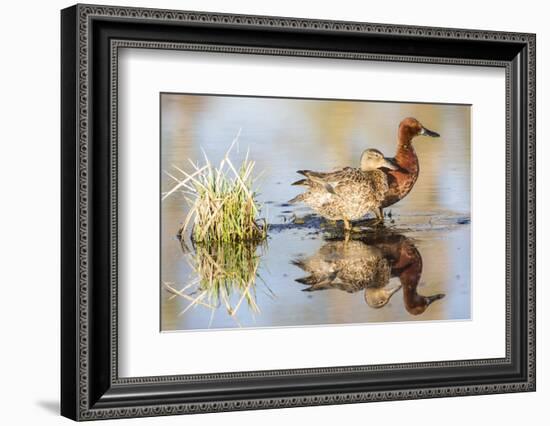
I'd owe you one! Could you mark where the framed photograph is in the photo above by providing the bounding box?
[61,4,536,421]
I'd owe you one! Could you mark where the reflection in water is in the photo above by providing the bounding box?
[293,240,394,306]
[292,234,444,315]
[164,240,269,326]
[165,229,449,329]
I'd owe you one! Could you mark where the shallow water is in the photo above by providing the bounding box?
[160,95,471,331]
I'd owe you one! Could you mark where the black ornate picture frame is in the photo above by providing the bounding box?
[61,4,536,421]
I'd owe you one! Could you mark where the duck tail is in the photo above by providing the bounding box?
[298,170,327,179]
[291,259,306,268]
[301,282,332,292]
[296,171,336,194]
[296,272,337,289]
[295,275,317,285]
[288,193,306,204]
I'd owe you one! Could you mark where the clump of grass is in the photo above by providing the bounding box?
[165,129,268,244]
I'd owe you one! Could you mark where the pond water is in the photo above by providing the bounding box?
[160,94,471,331]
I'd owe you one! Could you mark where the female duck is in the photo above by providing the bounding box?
[289,149,397,231]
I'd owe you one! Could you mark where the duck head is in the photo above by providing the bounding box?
[360,148,399,171]
[404,291,445,315]
[398,117,440,143]
[364,282,402,309]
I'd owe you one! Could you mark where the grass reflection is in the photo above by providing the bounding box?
[164,240,269,325]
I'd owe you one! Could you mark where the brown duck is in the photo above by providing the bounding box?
[289,149,398,231]
[382,117,440,209]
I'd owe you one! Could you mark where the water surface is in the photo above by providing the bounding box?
[160,94,471,331]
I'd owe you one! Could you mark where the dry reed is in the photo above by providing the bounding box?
[164,129,268,244]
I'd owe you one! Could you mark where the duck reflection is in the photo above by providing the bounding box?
[292,233,445,315]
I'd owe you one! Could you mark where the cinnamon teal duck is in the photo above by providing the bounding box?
[289,149,397,231]
[381,117,440,209]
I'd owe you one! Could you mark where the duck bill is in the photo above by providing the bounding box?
[426,293,445,306]
[382,158,399,170]
[420,127,440,138]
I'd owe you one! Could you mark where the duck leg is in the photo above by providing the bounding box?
[343,218,352,233]
[372,208,385,227]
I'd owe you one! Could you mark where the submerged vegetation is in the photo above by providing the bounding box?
[163,129,267,244]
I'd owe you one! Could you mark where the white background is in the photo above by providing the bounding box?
[0,0,546,425]
[119,50,505,377]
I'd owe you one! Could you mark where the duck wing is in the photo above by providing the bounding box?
[297,168,354,194]
[298,167,352,181]
[332,169,390,203]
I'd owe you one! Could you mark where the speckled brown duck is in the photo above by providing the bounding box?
[381,117,440,209]
[289,149,398,231]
